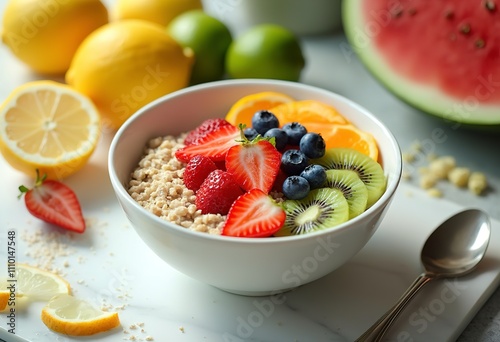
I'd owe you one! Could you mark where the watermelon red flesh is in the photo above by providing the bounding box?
[364,1,500,104]
[343,0,500,126]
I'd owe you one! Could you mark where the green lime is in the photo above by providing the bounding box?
[225,24,306,81]
[167,10,232,84]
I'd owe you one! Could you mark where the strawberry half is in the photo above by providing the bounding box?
[225,136,281,193]
[222,189,286,237]
[184,118,232,146]
[175,124,240,163]
[18,171,85,233]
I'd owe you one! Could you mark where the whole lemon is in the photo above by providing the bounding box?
[226,24,306,82]
[66,20,194,130]
[1,0,108,75]
[167,10,232,84]
[113,0,202,26]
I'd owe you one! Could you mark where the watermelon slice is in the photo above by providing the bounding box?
[343,0,500,127]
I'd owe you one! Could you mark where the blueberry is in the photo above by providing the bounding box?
[264,128,288,151]
[282,122,307,145]
[300,164,327,189]
[243,127,259,140]
[280,149,309,175]
[299,133,326,159]
[282,176,310,200]
[251,110,279,134]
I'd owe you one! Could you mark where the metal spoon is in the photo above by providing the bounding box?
[356,209,491,342]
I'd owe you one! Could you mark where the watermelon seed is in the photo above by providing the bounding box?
[484,1,496,11]
[459,24,471,35]
[475,39,486,48]
[444,10,454,20]
[390,7,403,18]
[408,8,417,16]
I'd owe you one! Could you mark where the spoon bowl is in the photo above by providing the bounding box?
[357,209,491,342]
[421,209,491,276]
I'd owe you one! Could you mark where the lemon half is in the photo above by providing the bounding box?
[0,81,101,180]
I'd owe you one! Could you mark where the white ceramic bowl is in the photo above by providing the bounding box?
[109,79,402,296]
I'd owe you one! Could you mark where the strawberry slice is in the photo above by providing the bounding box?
[175,124,240,163]
[18,171,85,233]
[225,137,281,193]
[184,118,232,146]
[222,189,286,237]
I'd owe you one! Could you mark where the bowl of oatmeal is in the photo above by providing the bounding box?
[108,79,402,296]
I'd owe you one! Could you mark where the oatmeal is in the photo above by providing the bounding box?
[127,135,226,235]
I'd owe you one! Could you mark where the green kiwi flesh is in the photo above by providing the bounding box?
[317,148,386,207]
[275,187,349,236]
[325,169,368,218]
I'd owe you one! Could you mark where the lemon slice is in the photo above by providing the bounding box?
[41,294,120,336]
[0,291,9,311]
[0,264,70,304]
[0,80,101,179]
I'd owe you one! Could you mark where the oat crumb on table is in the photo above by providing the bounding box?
[128,134,226,234]
[21,228,76,274]
[402,141,490,197]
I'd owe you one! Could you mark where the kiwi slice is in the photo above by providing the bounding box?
[275,187,349,236]
[325,169,368,219]
[317,148,386,208]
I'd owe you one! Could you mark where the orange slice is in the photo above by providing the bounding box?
[0,80,101,180]
[225,91,295,127]
[41,294,120,336]
[321,124,379,161]
[270,100,350,128]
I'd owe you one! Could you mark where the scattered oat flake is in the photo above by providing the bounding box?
[402,143,490,197]
[179,326,185,333]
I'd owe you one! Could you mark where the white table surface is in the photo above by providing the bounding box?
[1,1,500,341]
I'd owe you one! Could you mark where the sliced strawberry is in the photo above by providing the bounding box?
[225,139,281,193]
[183,155,218,191]
[18,171,85,233]
[195,169,244,215]
[222,189,286,237]
[176,124,240,163]
[184,118,232,146]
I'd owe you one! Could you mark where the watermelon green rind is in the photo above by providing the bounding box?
[342,0,500,127]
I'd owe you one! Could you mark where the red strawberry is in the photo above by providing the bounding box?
[225,139,281,193]
[195,170,244,215]
[184,118,232,146]
[183,155,218,191]
[222,189,285,237]
[176,124,240,163]
[18,171,85,233]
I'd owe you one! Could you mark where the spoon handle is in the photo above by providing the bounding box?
[355,273,433,342]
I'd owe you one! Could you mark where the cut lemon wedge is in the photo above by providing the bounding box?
[225,91,295,127]
[0,291,9,311]
[0,263,70,303]
[41,294,120,336]
[0,80,101,179]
